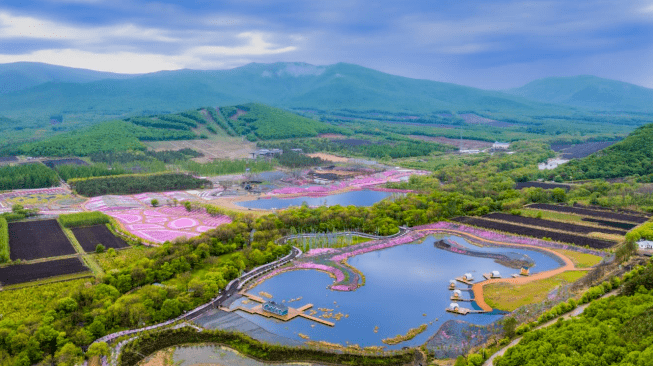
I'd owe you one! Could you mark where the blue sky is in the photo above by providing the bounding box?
[1,0,652,89]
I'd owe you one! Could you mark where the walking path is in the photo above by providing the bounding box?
[483,289,618,366]
[412,228,584,312]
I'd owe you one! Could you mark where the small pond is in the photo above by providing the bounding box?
[236,190,394,210]
[170,345,328,366]
[227,234,563,349]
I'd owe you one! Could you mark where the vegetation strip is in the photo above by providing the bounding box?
[484,212,627,236]
[0,217,8,263]
[527,203,649,223]
[382,324,428,345]
[119,327,414,366]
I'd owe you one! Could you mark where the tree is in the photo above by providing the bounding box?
[95,244,106,253]
[502,317,517,338]
[85,342,109,358]
[54,343,82,366]
[151,199,159,207]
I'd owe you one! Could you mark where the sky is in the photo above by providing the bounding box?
[0,0,652,89]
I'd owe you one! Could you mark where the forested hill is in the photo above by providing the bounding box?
[0,62,571,125]
[506,75,653,112]
[555,123,653,180]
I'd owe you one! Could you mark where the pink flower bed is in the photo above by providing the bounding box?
[330,232,422,262]
[107,206,232,244]
[305,248,338,256]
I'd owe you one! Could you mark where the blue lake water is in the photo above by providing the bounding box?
[236,190,394,210]
[230,234,563,349]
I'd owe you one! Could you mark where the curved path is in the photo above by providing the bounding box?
[411,228,586,312]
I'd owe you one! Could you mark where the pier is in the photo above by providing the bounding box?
[220,292,335,327]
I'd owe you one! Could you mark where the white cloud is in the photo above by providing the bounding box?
[0,11,178,43]
[190,32,297,56]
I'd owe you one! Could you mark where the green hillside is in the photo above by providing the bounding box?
[507,75,653,112]
[555,123,653,180]
[220,103,350,140]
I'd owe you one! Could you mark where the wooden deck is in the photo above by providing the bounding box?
[446,307,471,315]
[221,292,335,327]
[455,276,473,285]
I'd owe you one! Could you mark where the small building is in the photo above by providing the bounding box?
[463,273,474,281]
[452,290,462,298]
[262,301,288,316]
[449,303,460,311]
[493,142,510,150]
[460,149,480,154]
[638,240,653,250]
[491,270,501,278]
[520,267,530,276]
[291,148,304,153]
[449,280,456,290]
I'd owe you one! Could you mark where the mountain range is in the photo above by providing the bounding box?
[0,62,651,126]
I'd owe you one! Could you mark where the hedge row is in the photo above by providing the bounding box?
[119,327,414,366]
[0,217,8,263]
[58,212,111,228]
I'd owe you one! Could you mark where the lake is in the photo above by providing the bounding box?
[236,189,394,210]
[226,234,563,349]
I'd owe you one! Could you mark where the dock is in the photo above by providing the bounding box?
[221,292,335,327]
[455,277,473,285]
[450,297,473,302]
[446,307,471,315]
[483,273,501,280]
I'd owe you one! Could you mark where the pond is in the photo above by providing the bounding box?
[236,190,394,210]
[226,234,563,349]
[168,345,329,366]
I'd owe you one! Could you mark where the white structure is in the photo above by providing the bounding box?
[638,240,653,249]
[493,142,510,149]
[492,270,501,278]
[449,303,460,311]
[463,273,474,281]
[460,149,480,154]
[453,290,462,298]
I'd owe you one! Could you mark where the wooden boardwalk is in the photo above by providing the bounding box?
[221,292,335,327]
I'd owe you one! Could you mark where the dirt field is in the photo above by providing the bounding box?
[307,153,349,162]
[145,136,256,162]
[409,135,492,150]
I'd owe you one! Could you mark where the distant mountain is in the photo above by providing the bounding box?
[506,75,653,112]
[0,62,571,123]
[0,62,136,94]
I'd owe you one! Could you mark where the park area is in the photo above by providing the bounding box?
[106,206,232,244]
[71,225,129,252]
[0,257,90,287]
[8,219,76,260]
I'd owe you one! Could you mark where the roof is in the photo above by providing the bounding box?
[263,301,288,311]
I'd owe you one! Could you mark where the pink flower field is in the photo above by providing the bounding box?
[107,206,231,244]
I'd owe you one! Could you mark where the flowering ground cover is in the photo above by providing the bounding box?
[266,169,427,197]
[255,221,607,293]
[0,188,84,213]
[84,191,196,212]
[106,206,231,244]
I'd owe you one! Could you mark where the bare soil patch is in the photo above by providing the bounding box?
[9,219,76,260]
[145,137,256,161]
[306,153,349,162]
[71,225,128,252]
[0,257,88,286]
[317,133,349,139]
[459,113,514,128]
[230,108,248,120]
[409,135,491,149]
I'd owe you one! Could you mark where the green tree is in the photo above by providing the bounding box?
[95,244,106,254]
[151,199,159,207]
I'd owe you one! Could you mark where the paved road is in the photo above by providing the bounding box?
[482,289,618,366]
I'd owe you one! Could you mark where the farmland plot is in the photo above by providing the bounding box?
[452,216,617,249]
[527,203,648,223]
[484,213,627,236]
[581,218,636,230]
[8,220,76,260]
[0,257,88,286]
[71,225,128,252]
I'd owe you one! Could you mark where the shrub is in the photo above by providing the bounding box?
[59,212,110,228]
[96,244,106,254]
[151,199,159,207]
[0,217,9,263]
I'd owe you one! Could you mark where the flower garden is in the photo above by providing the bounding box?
[84,191,196,212]
[106,206,232,244]
[0,187,85,214]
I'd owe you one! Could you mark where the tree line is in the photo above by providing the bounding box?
[69,173,211,197]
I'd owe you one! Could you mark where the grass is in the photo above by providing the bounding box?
[521,209,584,223]
[552,249,603,268]
[0,278,91,320]
[484,271,587,312]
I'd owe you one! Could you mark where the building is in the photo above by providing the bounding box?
[460,149,481,154]
[262,301,288,316]
[520,267,530,276]
[291,148,304,153]
[251,149,284,159]
[491,270,501,278]
[463,273,474,281]
[449,280,456,290]
[452,290,462,298]
[493,142,510,150]
[449,303,460,311]
[638,240,653,249]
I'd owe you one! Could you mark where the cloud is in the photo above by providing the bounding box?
[190,32,297,56]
